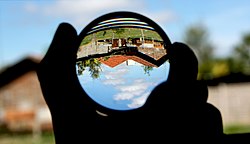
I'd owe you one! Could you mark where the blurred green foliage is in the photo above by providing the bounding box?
[231,33,250,75]
[183,23,250,80]
[76,58,102,79]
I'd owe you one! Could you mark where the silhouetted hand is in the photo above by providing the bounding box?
[143,42,224,143]
[37,23,224,143]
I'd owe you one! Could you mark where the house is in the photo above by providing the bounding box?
[0,56,52,133]
[206,73,250,128]
[78,37,166,59]
[2,56,249,134]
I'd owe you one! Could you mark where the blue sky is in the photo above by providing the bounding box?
[1,0,250,68]
[78,61,169,110]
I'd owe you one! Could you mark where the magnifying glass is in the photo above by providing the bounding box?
[76,11,171,111]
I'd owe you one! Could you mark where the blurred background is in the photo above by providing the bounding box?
[1,0,250,143]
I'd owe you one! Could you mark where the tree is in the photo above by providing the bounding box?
[142,65,153,76]
[76,58,102,79]
[231,33,250,74]
[112,28,125,39]
[183,23,215,80]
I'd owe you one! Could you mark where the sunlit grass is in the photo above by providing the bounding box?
[224,124,250,134]
[80,28,162,46]
[1,124,250,144]
[0,132,55,144]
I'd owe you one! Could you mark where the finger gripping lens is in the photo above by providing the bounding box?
[76,11,171,111]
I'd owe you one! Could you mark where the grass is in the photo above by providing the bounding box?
[80,28,162,46]
[224,124,250,134]
[0,132,55,144]
[1,124,250,144]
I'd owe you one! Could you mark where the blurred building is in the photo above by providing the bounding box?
[0,56,250,134]
[0,57,52,133]
[206,75,250,131]
[208,82,250,127]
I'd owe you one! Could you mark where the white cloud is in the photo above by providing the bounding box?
[102,66,128,85]
[114,88,145,100]
[114,79,153,101]
[24,3,39,13]
[143,10,178,25]
[22,0,177,29]
[23,0,145,27]
[43,0,138,16]
[103,79,125,85]
[114,92,134,101]
[116,81,148,93]
[127,91,150,108]
[104,68,128,79]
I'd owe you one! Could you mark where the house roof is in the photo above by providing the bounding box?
[127,56,158,67]
[0,56,41,88]
[99,55,127,68]
[99,55,158,68]
[77,46,167,68]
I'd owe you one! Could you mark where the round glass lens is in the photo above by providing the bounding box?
[76,12,170,110]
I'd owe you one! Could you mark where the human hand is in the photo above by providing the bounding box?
[37,23,99,143]
[37,22,224,143]
[142,42,224,143]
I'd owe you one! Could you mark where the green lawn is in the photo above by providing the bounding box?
[1,125,250,144]
[0,132,55,144]
[224,124,250,134]
[80,28,162,46]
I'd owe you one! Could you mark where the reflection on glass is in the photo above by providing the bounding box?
[76,17,169,110]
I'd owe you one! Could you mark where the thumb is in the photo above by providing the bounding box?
[167,42,199,83]
[40,23,78,68]
[37,23,78,106]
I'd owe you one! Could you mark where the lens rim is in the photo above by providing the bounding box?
[78,11,171,51]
